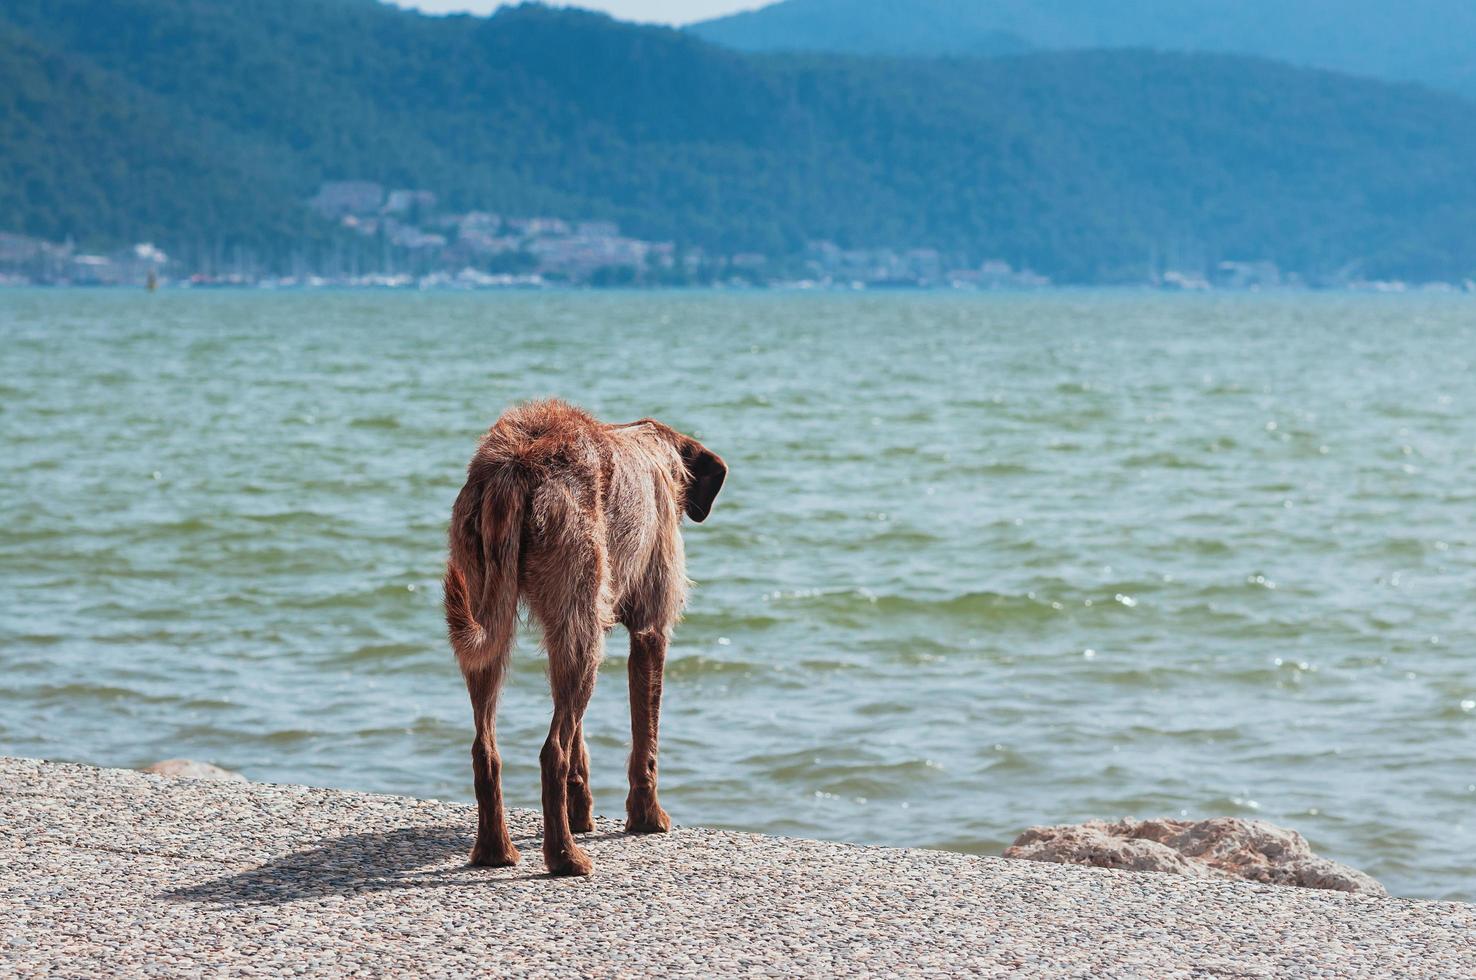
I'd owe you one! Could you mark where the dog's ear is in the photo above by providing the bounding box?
[679,437,727,523]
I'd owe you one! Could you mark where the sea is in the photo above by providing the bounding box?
[2,288,1473,900]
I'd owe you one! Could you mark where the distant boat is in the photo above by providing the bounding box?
[146,269,157,292]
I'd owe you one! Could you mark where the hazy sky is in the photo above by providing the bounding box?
[397,1,765,25]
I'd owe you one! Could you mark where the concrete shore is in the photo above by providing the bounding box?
[2,757,1472,978]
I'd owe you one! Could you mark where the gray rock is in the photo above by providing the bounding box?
[143,759,246,782]
[1004,817,1386,896]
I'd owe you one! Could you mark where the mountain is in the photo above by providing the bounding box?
[690,0,1476,98]
[691,0,1035,59]
[2,0,1476,282]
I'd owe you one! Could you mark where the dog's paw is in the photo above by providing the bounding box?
[469,840,521,868]
[544,844,594,877]
[568,813,595,834]
[625,804,671,835]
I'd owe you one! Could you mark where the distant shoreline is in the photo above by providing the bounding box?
[4,282,1474,296]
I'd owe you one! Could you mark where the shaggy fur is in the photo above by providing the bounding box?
[444,399,726,876]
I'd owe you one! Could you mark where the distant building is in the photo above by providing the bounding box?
[905,248,943,281]
[69,255,115,285]
[0,232,43,263]
[646,241,677,268]
[730,252,768,270]
[457,212,502,234]
[1161,270,1211,291]
[1216,260,1282,290]
[383,189,437,215]
[527,233,649,276]
[131,243,168,266]
[575,220,620,239]
[456,232,521,257]
[507,217,571,238]
[973,260,1050,289]
[341,215,380,236]
[389,225,448,250]
[309,181,385,218]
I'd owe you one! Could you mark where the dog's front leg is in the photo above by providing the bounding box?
[566,719,594,833]
[624,628,671,834]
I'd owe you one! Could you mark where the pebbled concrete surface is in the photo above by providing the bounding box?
[1,757,1472,978]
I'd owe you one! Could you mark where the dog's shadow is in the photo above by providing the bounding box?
[164,825,626,906]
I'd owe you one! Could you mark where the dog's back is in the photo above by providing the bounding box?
[444,399,688,673]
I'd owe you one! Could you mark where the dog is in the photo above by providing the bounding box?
[443,399,726,876]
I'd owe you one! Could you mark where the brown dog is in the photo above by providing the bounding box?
[443,399,726,876]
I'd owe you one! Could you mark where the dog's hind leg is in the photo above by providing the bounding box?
[446,477,526,869]
[464,662,519,867]
[538,635,601,876]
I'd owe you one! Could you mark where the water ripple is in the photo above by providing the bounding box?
[3,289,1475,900]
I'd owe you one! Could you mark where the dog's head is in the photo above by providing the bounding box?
[629,419,728,522]
[674,434,727,523]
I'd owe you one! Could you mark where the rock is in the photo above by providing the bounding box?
[1003,817,1385,896]
[143,759,246,782]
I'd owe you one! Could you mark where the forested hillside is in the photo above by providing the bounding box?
[0,27,318,257]
[4,0,1476,282]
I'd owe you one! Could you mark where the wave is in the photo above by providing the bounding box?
[766,587,1067,627]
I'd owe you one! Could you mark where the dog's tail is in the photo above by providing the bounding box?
[444,471,526,675]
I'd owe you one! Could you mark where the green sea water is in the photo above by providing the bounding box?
[2,289,1473,899]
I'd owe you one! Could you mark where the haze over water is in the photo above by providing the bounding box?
[3,290,1473,900]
